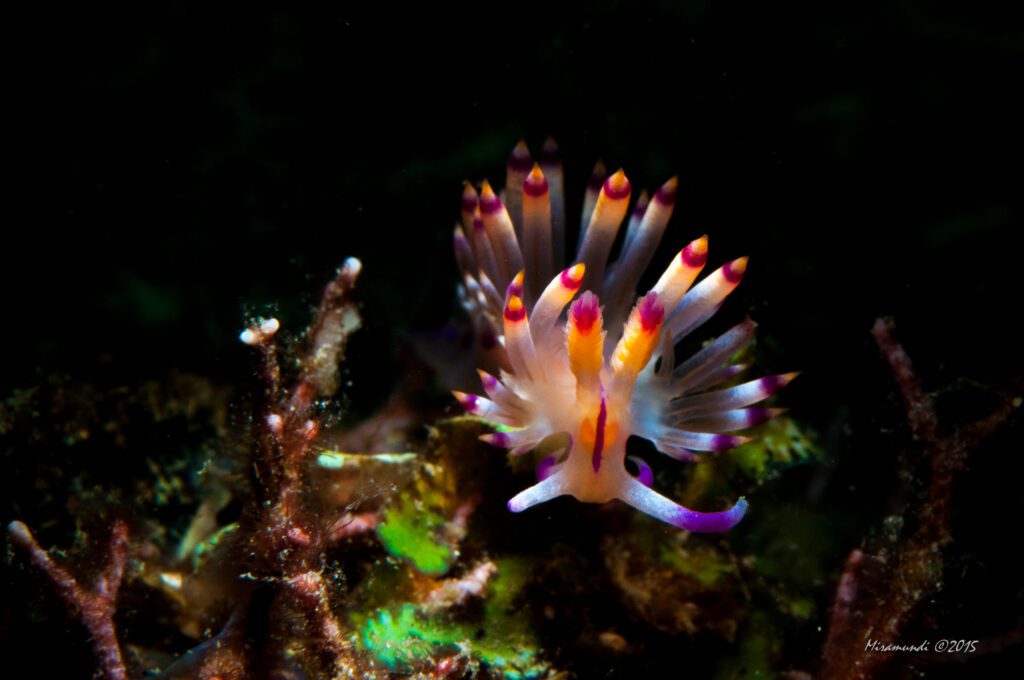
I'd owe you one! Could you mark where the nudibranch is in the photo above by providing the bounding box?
[451,139,796,532]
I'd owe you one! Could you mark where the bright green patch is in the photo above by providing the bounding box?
[356,558,547,679]
[474,557,543,678]
[361,605,435,670]
[377,497,453,575]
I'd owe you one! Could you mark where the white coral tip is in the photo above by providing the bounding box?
[342,257,362,278]
[260,317,280,336]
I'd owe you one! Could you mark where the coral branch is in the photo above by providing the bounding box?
[301,256,363,400]
[870,317,938,444]
[232,257,366,677]
[8,520,130,680]
[11,257,372,678]
[822,548,863,664]
[286,570,355,675]
[820,318,1017,679]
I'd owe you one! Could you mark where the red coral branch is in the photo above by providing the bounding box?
[7,519,130,680]
[286,569,354,673]
[232,258,365,677]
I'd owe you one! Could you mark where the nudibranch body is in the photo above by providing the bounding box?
[451,140,796,533]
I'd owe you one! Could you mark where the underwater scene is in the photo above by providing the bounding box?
[4,4,1022,679]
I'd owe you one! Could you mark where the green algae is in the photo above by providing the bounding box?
[675,417,818,507]
[352,418,549,675]
[376,496,454,575]
[748,505,833,592]
[658,541,738,588]
[356,557,547,678]
[474,557,543,678]
[743,504,838,625]
[730,415,820,482]
[361,605,435,670]
[714,611,781,680]
[606,516,748,639]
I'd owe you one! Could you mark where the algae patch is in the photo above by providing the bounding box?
[356,558,546,679]
[377,496,454,575]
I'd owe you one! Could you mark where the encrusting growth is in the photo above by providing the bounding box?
[452,139,798,532]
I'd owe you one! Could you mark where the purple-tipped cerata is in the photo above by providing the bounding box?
[451,140,798,533]
[507,141,534,172]
[523,168,549,197]
[587,161,608,191]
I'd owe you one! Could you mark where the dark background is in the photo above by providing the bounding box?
[5,1,1023,677]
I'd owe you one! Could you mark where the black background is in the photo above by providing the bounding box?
[5,2,1023,677]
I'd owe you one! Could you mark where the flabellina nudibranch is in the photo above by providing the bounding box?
[450,139,797,533]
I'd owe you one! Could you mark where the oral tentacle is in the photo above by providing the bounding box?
[507,472,570,513]
[536,449,568,481]
[626,456,654,487]
[618,477,748,533]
